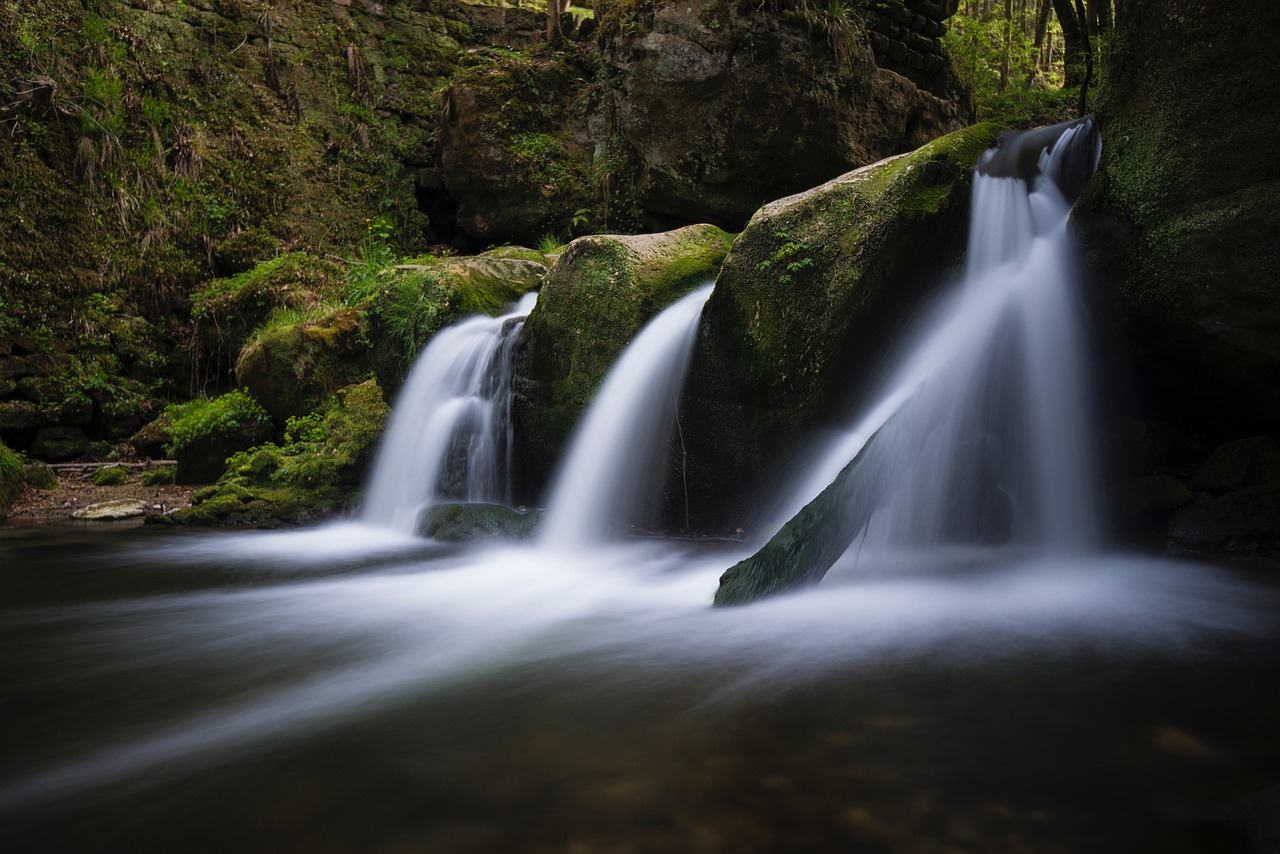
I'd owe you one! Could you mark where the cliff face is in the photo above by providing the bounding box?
[1075,0,1280,438]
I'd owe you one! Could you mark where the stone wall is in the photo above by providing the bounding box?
[867,0,961,100]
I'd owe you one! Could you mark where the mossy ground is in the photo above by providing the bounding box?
[0,439,23,515]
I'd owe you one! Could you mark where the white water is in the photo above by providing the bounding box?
[0,530,1271,813]
[540,284,714,548]
[771,120,1104,557]
[363,292,537,533]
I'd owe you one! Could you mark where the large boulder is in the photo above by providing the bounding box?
[164,389,274,484]
[512,223,734,495]
[679,121,999,531]
[416,503,540,542]
[594,0,971,229]
[1074,0,1280,438]
[235,308,371,425]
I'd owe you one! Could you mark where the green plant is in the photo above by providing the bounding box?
[92,465,128,486]
[537,233,565,255]
[164,389,274,457]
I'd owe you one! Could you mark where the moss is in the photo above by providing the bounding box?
[91,465,129,486]
[513,224,733,488]
[171,379,390,528]
[0,439,23,515]
[140,466,176,486]
[23,461,58,490]
[164,388,274,483]
[363,256,544,392]
[679,122,1000,530]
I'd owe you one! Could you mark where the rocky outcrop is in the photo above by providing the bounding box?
[1166,435,1280,557]
[593,0,971,229]
[678,122,999,531]
[512,223,734,494]
[434,52,596,246]
[1074,0,1280,438]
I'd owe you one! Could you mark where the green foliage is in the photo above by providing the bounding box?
[943,8,1076,126]
[141,466,176,486]
[0,440,23,514]
[92,465,128,486]
[163,389,273,457]
[222,379,390,495]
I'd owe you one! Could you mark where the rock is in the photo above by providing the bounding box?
[0,400,44,431]
[1112,474,1193,530]
[1169,485,1280,556]
[23,461,57,490]
[0,439,22,516]
[416,503,540,542]
[165,389,274,484]
[92,465,129,486]
[680,122,1000,530]
[193,253,348,388]
[72,499,149,521]
[31,426,89,460]
[436,53,594,245]
[1074,0,1280,437]
[212,228,283,276]
[714,411,903,606]
[513,223,734,492]
[1192,436,1280,494]
[235,308,371,424]
[594,0,971,229]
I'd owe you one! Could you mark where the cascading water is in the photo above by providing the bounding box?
[773,118,1103,559]
[362,292,537,533]
[540,284,714,548]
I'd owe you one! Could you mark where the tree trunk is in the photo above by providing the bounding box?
[1052,0,1088,87]
[999,0,1014,91]
[547,0,563,45]
[1074,0,1093,114]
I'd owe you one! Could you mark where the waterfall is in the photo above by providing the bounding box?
[362,292,537,533]
[775,118,1102,557]
[540,284,714,548]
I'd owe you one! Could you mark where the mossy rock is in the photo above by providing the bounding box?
[235,308,372,424]
[416,502,540,542]
[511,223,733,493]
[1111,474,1194,542]
[681,122,1000,531]
[140,466,176,486]
[169,379,390,528]
[30,426,89,461]
[1074,0,1280,437]
[194,253,348,382]
[92,465,129,486]
[164,389,274,484]
[23,460,57,490]
[0,439,22,516]
[363,255,545,394]
[212,228,284,277]
[1192,436,1280,494]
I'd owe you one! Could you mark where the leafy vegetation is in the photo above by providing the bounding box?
[0,440,23,515]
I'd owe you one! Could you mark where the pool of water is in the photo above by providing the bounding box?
[2,524,1278,852]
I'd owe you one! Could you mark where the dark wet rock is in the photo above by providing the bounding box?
[416,503,540,542]
[594,0,971,229]
[1192,436,1280,494]
[1169,485,1280,556]
[1074,0,1280,438]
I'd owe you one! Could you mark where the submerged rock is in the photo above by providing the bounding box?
[416,503,540,542]
[513,223,734,494]
[72,499,149,521]
[681,122,999,531]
